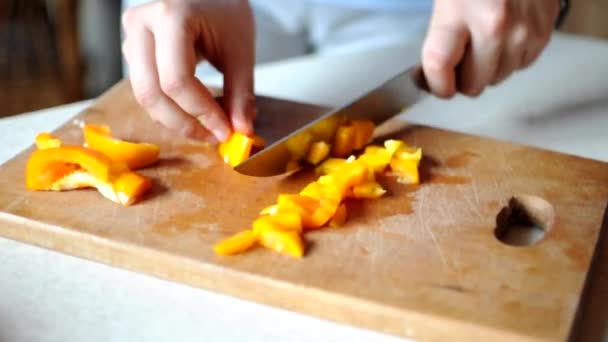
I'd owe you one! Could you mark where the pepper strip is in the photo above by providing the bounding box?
[26,146,112,190]
[83,124,160,169]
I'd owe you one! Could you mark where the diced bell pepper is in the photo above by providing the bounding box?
[389,158,420,184]
[253,210,303,234]
[306,141,331,165]
[218,132,255,167]
[351,181,387,199]
[332,125,356,158]
[329,203,347,228]
[351,119,375,150]
[315,158,347,175]
[285,132,313,160]
[357,145,392,172]
[35,132,62,150]
[214,230,257,255]
[259,229,304,258]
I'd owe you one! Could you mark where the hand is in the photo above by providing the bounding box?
[121,0,256,143]
[421,0,559,98]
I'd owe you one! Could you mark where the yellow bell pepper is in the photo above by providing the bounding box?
[214,230,258,256]
[253,210,303,234]
[351,181,387,199]
[113,171,153,205]
[285,131,314,160]
[27,126,156,206]
[49,168,151,206]
[35,132,62,149]
[83,124,160,169]
[218,132,255,167]
[260,204,279,215]
[299,181,343,228]
[329,203,347,228]
[383,139,403,155]
[258,229,304,258]
[26,146,113,190]
[351,119,375,150]
[315,158,347,175]
[389,158,420,185]
[357,146,392,172]
[214,130,424,258]
[277,194,321,228]
[318,160,368,197]
[306,141,331,165]
[394,145,423,165]
[332,125,356,158]
[310,115,343,141]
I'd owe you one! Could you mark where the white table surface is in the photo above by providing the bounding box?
[1,32,607,342]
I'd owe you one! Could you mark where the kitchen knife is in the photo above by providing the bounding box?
[234,65,429,177]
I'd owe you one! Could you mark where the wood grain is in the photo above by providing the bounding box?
[0,80,606,342]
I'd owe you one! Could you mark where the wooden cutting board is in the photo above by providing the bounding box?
[0,80,606,342]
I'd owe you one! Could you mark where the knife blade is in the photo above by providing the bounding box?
[234,65,429,177]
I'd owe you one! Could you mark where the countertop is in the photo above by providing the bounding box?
[0,32,607,342]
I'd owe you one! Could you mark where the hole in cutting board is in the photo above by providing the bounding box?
[494,195,555,247]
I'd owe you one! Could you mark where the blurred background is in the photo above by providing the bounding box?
[0,0,607,118]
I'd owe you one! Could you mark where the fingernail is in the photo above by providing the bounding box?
[214,127,231,142]
[234,118,250,134]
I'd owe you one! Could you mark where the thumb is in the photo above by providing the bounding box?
[223,53,256,136]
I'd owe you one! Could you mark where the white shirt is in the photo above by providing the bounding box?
[309,0,431,12]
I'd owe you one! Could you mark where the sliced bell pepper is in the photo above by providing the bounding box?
[83,124,160,169]
[329,203,347,228]
[389,158,420,185]
[214,230,258,256]
[351,119,375,150]
[218,132,254,167]
[35,132,62,150]
[299,181,342,228]
[318,160,368,196]
[351,181,387,199]
[113,171,153,205]
[26,146,112,190]
[306,141,331,165]
[49,168,151,206]
[315,158,347,175]
[277,194,320,228]
[357,145,392,172]
[285,131,313,160]
[383,139,403,156]
[260,204,279,215]
[310,115,342,141]
[332,124,356,158]
[258,229,304,258]
[253,210,303,234]
[277,191,341,229]
[394,145,422,165]
[214,133,424,258]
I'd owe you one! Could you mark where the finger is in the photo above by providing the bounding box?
[125,25,213,142]
[153,16,232,142]
[422,15,469,98]
[521,42,544,69]
[458,3,508,96]
[223,54,256,136]
[491,23,528,85]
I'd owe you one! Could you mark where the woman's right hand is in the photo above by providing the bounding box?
[121,0,256,143]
